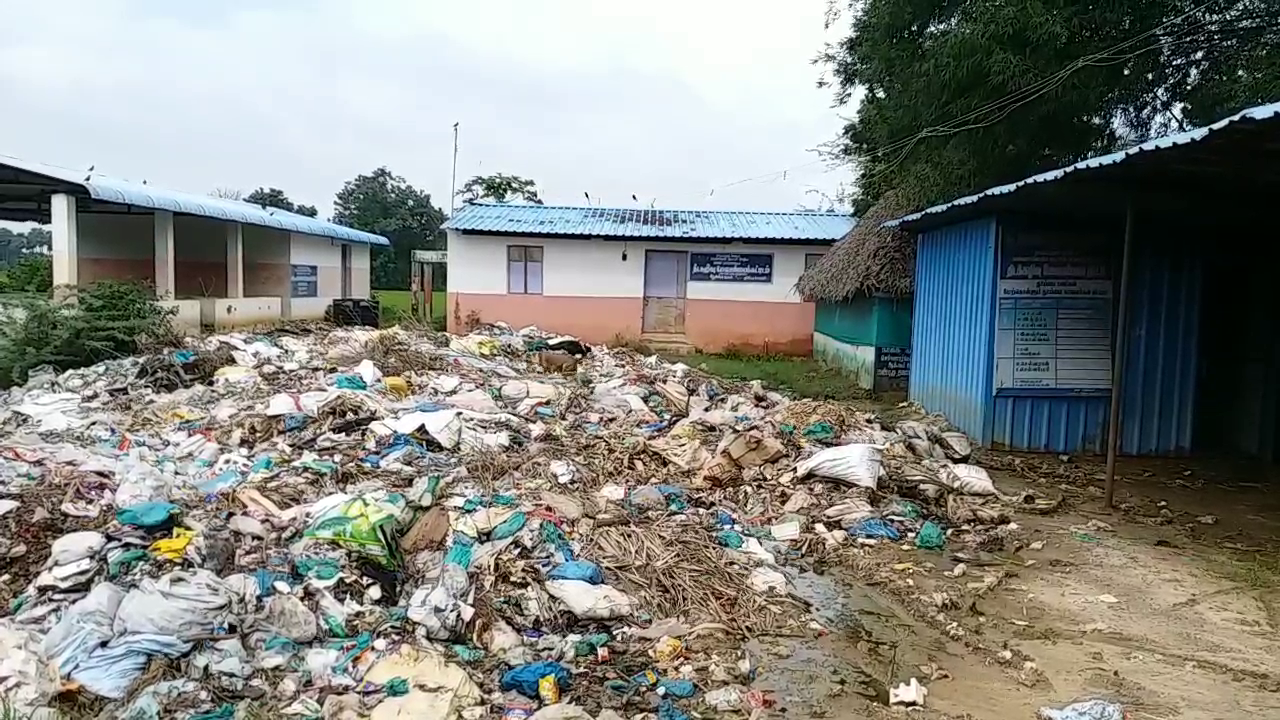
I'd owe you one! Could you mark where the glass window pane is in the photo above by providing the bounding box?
[526,246,543,262]
[526,261,543,294]
[508,261,526,293]
[508,246,525,261]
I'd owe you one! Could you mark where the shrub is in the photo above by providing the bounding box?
[0,254,52,294]
[0,280,178,388]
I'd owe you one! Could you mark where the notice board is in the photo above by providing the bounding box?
[290,264,318,298]
[994,234,1112,392]
[689,253,773,283]
[874,345,910,394]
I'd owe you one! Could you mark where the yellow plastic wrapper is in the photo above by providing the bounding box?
[384,376,410,399]
[537,674,560,704]
[654,636,684,663]
[148,527,196,561]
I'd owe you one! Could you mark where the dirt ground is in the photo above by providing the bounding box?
[758,455,1280,720]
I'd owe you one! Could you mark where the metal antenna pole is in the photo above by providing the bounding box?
[450,122,459,214]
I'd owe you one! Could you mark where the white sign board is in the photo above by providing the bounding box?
[994,235,1113,392]
[412,250,448,263]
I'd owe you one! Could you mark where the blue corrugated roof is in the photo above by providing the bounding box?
[0,155,390,246]
[887,100,1280,230]
[444,202,854,242]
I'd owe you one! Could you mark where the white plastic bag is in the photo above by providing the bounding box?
[748,567,788,595]
[45,531,106,568]
[113,570,239,639]
[940,464,997,495]
[795,444,885,490]
[544,580,635,620]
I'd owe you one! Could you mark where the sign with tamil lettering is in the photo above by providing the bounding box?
[412,250,448,263]
[290,264,318,298]
[994,233,1113,392]
[688,252,773,283]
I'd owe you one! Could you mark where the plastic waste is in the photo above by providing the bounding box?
[548,560,605,585]
[113,569,240,638]
[889,677,928,706]
[304,494,403,568]
[545,580,636,619]
[916,520,946,549]
[500,661,572,698]
[46,531,106,567]
[795,443,885,490]
[1037,700,1126,720]
[116,501,182,528]
[939,464,998,495]
[848,517,901,541]
[749,567,788,595]
[657,678,696,698]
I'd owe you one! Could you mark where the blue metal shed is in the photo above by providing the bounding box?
[889,100,1280,460]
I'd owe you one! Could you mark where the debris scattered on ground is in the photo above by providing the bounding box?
[0,322,1041,719]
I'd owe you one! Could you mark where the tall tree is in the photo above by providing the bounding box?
[456,174,542,204]
[244,187,319,217]
[332,167,445,289]
[817,0,1280,212]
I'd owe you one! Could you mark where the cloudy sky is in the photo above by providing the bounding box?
[0,0,850,218]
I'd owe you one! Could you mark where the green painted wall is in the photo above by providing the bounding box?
[815,296,912,348]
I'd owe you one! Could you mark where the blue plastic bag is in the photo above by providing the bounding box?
[658,700,690,720]
[490,511,527,540]
[658,678,696,698]
[548,560,604,584]
[848,517,900,541]
[500,661,572,698]
[333,374,367,390]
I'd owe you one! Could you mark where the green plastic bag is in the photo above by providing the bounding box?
[916,520,946,550]
[304,496,403,568]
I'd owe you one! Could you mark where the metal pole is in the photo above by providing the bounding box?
[1104,202,1136,508]
[450,122,459,215]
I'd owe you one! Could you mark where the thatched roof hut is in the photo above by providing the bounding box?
[796,191,916,301]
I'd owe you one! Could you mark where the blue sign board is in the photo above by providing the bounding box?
[290,264,318,298]
[689,252,773,283]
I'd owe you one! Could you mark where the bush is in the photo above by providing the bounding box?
[0,280,178,388]
[0,253,52,293]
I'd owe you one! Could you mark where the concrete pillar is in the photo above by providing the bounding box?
[226,222,244,298]
[153,210,175,299]
[50,193,78,289]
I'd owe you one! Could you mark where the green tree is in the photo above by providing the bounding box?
[818,0,1280,212]
[245,187,319,217]
[332,168,445,289]
[456,174,542,204]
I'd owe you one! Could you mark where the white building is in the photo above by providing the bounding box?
[0,156,387,329]
[443,203,854,354]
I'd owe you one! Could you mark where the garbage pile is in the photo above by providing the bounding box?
[0,323,1030,719]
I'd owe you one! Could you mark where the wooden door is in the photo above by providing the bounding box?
[642,250,687,333]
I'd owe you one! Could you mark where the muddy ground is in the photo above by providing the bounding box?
[758,455,1280,720]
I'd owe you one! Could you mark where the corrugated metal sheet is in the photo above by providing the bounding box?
[992,395,1109,453]
[1119,241,1201,455]
[886,100,1280,230]
[0,155,390,246]
[444,202,855,242]
[909,217,997,442]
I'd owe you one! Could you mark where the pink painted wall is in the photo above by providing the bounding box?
[447,293,815,355]
[447,293,643,343]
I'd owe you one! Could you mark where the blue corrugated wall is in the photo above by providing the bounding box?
[992,395,1109,453]
[1119,241,1201,455]
[988,234,1201,455]
[909,218,997,442]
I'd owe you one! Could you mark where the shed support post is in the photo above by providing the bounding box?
[153,211,175,300]
[226,222,244,298]
[1104,203,1135,508]
[50,193,79,296]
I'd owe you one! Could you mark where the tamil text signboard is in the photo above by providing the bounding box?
[688,252,773,283]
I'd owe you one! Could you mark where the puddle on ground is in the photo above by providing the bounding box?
[745,571,949,716]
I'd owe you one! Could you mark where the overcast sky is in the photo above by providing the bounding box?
[0,0,849,218]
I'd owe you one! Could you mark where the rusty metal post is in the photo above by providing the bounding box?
[1104,203,1135,508]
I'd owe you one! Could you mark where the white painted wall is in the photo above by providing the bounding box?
[447,230,827,302]
[351,244,371,298]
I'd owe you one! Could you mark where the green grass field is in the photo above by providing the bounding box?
[679,352,866,401]
[374,290,446,328]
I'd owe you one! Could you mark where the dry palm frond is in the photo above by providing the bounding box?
[796,190,917,301]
